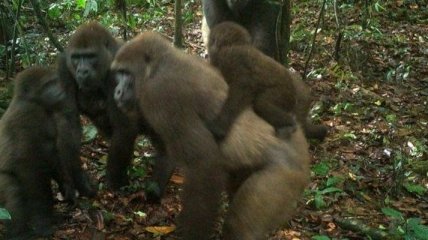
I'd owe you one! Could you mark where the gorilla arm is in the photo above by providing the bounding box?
[105,100,139,189]
[56,53,96,198]
[137,79,227,239]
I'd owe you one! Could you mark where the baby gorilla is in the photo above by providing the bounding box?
[208,21,328,141]
[0,67,75,239]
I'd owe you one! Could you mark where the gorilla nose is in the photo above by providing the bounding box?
[115,88,123,100]
[77,68,90,80]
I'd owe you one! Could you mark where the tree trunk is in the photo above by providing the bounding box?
[174,0,183,48]
[276,0,292,65]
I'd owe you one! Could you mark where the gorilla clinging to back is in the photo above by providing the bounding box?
[0,67,78,239]
[206,21,328,142]
[112,32,311,239]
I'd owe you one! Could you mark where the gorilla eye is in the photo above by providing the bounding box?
[87,55,98,65]
[144,54,151,63]
[72,58,79,67]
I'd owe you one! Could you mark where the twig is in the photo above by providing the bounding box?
[303,0,327,79]
[30,0,64,52]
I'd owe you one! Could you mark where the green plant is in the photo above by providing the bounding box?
[382,207,428,240]
[309,162,344,209]
[312,236,331,240]
[0,207,11,220]
[82,124,98,143]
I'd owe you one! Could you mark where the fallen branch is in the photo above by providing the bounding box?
[335,217,389,240]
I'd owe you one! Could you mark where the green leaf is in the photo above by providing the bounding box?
[407,218,428,240]
[320,187,343,195]
[403,183,427,196]
[381,207,403,219]
[83,0,97,17]
[312,162,330,176]
[48,4,61,19]
[145,181,161,197]
[129,166,147,178]
[137,137,151,148]
[374,2,385,12]
[0,208,11,220]
[374,100,382,106]
[385,114,397,124]
[343,132,357,140]
[134,211,147,218]
[312,236,331,240]
[314,193,326,209]
[82,124,98,143]
[76,0,86,8]
[101,210,115,222]
[326,176,343,187]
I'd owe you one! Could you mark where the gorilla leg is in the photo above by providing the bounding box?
[0,174,31,239]
[105,128,138,189]
[178,163,226,239]
[55,110,95,198]
[146,154,176,203]
[223,162,308,240]
[17,169,55,237]
[293,77,328,141]
[247,2,280,59]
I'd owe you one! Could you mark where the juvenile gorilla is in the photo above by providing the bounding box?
[58,21,172,199]
[202,0,280,59]
[112,32,311,239]
[208,21,328,142]
[0,67,76,239]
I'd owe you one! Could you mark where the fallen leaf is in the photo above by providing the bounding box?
[145,225,176,235]
[170,174,184,184]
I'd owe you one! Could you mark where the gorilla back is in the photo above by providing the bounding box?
[0,67,71,239]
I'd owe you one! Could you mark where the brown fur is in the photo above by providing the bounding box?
[209,21,328,141]
[0,67,77,239]
[112,32,311,240]
[58,22,171,200]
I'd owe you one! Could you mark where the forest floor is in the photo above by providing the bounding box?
[1,1,427,240]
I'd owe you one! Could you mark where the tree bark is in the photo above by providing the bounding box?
[174,0,183,48]
[276,0,292,65]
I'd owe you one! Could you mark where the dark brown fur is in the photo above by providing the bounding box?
[58,22,170,200]
[112,32,311,240]
[0,67,76,239]
[208,21,328,141]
